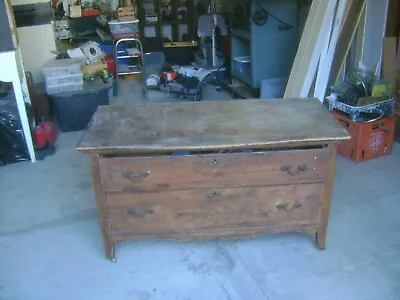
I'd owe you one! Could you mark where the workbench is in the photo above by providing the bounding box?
[77,99,350,261]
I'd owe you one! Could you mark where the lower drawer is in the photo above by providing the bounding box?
[106,184,323,233]
[100,149,330,192]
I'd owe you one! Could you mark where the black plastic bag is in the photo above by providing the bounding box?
[0,93,30,166]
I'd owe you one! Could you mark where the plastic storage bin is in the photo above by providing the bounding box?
[45,73,83,94]
[233,56,251,79]
[49,80,112,132]
[332,110,396,162]
[261,78,287,99]
[108,20,139,35]
[43,59,84,94]
[42,59,82,77]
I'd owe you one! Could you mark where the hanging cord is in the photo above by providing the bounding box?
[253,2,294,30]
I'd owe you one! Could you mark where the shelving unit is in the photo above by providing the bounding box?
[115,38,144,80]
[137,0,195,41]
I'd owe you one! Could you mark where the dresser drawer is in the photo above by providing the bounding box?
[106,184,323,233]
[100,149,330,192]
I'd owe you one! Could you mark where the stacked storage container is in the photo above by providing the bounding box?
[42,59,84,94]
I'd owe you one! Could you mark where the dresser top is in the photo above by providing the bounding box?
[77,98,350,153]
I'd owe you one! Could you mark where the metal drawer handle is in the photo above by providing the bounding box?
[276,201,302,211]
[122,171,151,182]
[127,207,154,219]
[280,164,308,176]
[208,159,221,166]
[208,191,222,198]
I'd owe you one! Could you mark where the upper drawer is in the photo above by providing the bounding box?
[100,149,330,192]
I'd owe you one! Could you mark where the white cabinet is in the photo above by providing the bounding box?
[17,23,57,82]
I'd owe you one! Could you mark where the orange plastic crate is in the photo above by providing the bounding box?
[331,110,395,162]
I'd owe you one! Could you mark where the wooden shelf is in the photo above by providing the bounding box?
[137,0,195,41]
[162,20,188,24]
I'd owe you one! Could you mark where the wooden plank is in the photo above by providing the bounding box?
[327,0,366,89]
[315,0,350,102]
[385,0,400,37]
[76,99,350,153]
[358,0,389,75]
[354,4,366,67]
[99,149,330,192]
[382,36,397,85]
[284,0,337,98]
[106,184,323,233]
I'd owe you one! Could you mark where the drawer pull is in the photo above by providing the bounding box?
[208,191,222,198]
[208,159,221,166]
[127,207,154,219]
[280,164,308,176]
[276,201,302,211]
[122,171,151,182]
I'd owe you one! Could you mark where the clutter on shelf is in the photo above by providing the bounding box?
[67,0,113,18]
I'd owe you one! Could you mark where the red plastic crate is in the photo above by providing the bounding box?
[82,9,100,17]
[332,110,395,162]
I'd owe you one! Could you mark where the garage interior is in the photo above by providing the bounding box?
[1,0,400,299]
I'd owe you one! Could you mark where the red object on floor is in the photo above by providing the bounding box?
[105,53,116,77]
[331,110,396,162]
[34,120,57,148]
[162,71,177,81]
[82,9,100,16]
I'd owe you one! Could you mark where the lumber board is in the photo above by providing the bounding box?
[284,0,337,98]
[327,0,366,89]
[314,0,351,101]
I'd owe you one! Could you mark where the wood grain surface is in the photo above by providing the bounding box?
[106,184,323,233]
[76,99,350,153]
[100,149,330,192]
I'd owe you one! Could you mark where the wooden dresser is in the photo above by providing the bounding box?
[77,99,350,261]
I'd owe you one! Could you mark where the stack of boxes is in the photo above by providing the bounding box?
[117,0,137,21]
[331,80,396,163]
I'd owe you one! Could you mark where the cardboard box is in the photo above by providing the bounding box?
[69,5,82,18]
[118,6,137,21]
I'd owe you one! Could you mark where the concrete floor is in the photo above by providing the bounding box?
[1,81,400,300]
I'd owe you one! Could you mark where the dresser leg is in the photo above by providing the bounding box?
[90,153,116,262]
[316,227,326,249]
[316,144,337,250]
[105,239,115,262]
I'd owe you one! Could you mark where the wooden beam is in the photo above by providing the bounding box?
[314,0,351,101]
[382,36,397,84]
[284,0,337,98]
[354,4,366,68]
[327,0,366,89]
[358,0,389,76]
